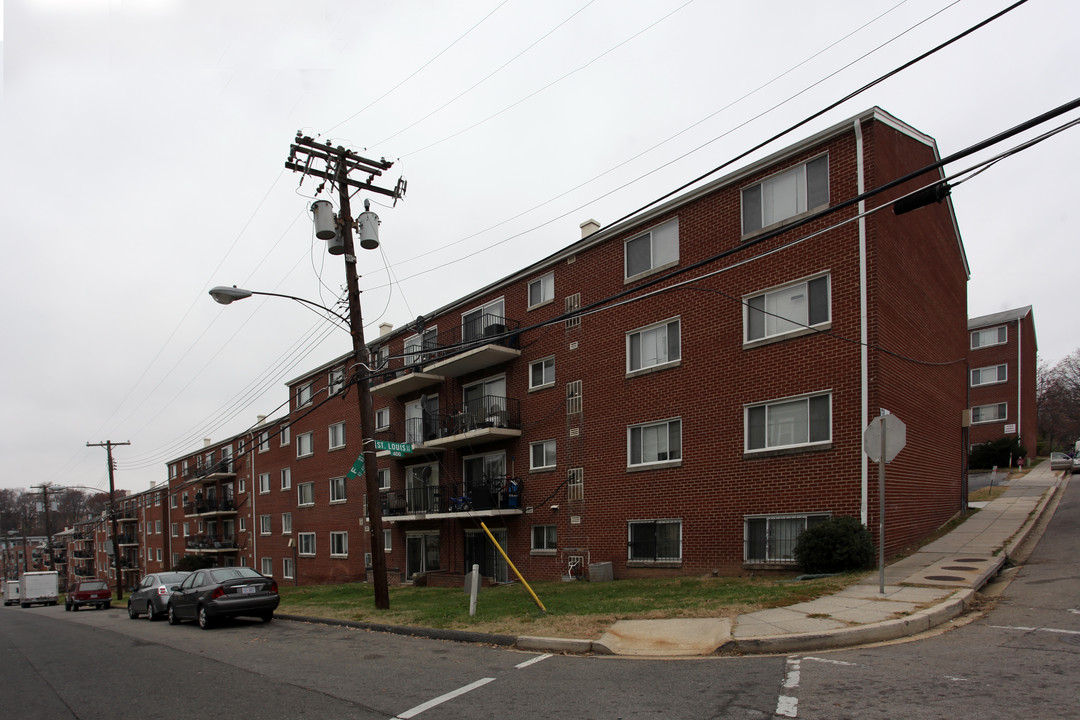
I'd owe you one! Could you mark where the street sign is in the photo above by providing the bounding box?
[863,413,907,463]
[345,454,365,481]
[374,440,413,457]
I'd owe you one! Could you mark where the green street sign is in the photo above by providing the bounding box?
[346,455,365,480]
[374,440,413,457]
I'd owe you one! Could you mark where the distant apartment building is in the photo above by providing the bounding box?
[967,306,1038,459]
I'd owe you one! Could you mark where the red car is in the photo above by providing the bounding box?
[65,580,112,611]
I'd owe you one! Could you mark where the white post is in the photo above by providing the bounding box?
[468,564,480,617]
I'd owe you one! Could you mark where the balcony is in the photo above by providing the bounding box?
[186,458,237,481]
[184,535,238,554]
[183,498,238,518]
[424,395,522,450]
[381,478,522,521]
[117,535,138,547]
[370,366,445,399]
[374,426,444,459]
[423,314,521,378]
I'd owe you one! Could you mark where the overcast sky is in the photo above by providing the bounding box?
[1,0,1077,497]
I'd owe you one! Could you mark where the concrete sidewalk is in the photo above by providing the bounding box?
[521,463,1062,657]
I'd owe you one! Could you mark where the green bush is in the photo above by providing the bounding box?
[968,437,1027,470]
[793,516,875,574]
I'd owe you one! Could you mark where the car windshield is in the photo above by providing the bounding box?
[81,581,108,591]
[157,573,189,584]
[208,567,262,583]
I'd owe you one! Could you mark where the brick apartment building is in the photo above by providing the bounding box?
[64,107,974,588]
[966,306,1038,459]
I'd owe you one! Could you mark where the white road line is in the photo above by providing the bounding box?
[989,625,1080,635]
[515,654,552,669]
[395,677,496,719]
[775,657,801,717]
[776,695,799,718]
[802,656,857,667]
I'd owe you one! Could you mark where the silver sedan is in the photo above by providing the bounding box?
[127,572,191,621]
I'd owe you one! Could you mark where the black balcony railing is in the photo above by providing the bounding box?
[441,395,520,436]
[429,312,520,361]
[381,478,521,515]
[184,498,236,516]
[185,535,237,551]
[185,457,236,480]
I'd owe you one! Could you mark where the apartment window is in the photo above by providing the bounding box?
[170,464,177,479]
[742,155,829,235]
[971,325,1007,349]
[627,318,680,373]
[375,407,390,430]
[280,467,292,490]
[463,298,505,342]
[171,523,178,538]
[155,520,161,534]
[378,468,390,490]
[330,476,347,503]
[183,522,190,537]
[628,419,682,467]
[259,515,271,535]
[297,532,316,556]
[182,460,189,476]
[628,519,682,562]
[972,403,1007,424]
[531,525,557,552]
[746,393,831,452]
[258,473,270,494]
[625,218,678,280]
[528,272,555,308]
[297,382,313,408]
[258,431,269,453]
[170,494,177,509]
[238,478,246,494]
[745,274,829,343]
[567,380,582,415]
[239,517,246,532]
[297,431,314,458]
[281,513,292,534]
[404,327,438,366]
[530,357,555,389]
[156,549,162,562]
[328,422,346,450]
[745,513,829,563]
[971,364,1008,387]
[530,440,556,470]
[330,531,348,557]
[260,558,272,575]
[384,529,392,552]
[567,467,584,501]
[564,293,581,328]
[297,482,314,507]
[282,557,294,580]
[280,424,290,447]
[328,367,344,395]
[238,437,245,455]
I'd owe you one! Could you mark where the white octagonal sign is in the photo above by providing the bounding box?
[863,414,907,463]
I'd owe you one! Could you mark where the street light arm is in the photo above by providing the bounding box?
[208,286,351,325]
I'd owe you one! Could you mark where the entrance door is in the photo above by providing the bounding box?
[406,533,440,580]
[464,528,509,583]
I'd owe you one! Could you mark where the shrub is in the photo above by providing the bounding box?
[793,516,875,574]
[968,436,1027,470]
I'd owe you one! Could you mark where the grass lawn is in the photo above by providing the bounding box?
[278,572,865,639]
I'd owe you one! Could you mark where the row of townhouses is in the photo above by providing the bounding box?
[40,107,1037,592]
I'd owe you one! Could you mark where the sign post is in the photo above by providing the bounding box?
[863,411,907,594]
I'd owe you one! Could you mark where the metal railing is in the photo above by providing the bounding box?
[380,477,522,515]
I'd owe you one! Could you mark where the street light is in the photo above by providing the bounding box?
[209,286,350,326]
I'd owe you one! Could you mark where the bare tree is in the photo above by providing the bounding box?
[1038,352,1080,451]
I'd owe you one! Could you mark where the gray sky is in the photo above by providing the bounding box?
[2,0,1077,495]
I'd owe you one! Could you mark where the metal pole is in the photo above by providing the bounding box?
[878,414,886,595]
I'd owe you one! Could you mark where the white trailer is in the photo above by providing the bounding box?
[19,571,59,607]
[2,579,20,606]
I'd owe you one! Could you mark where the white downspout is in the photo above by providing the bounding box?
[1016,317,1022,444]
[249,431,257,571]
[855,118,869,525]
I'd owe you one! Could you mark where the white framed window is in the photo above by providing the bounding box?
[297,431,314,458]
[330,531,348,557]
[297,532,316,556]
[170,494,177,508]
[972,403,1007,424]
[971,325,1007,349]
[156,549,162,562]
[329,476,347,503]
[529,357,555,390]
[280,424,290,447]
[170,464,177,479]
[378,467,390,490]
[182,460,189,476]
[745,513,830,563]
[280,467,292,490]
[742,154,829,235]
[183,522,190,537]
[531,525,557,552]
[383,529,392,552]
[624,218,678,280]
[259,515,271,535]
[238,478,246,494]
[530,440,556,470]
[462,298,506,342]
[171,523,178,538]
[971,364,1008,387]
[746,392,831,452]
[258,473,270,494]
[745,274,830,343]
[375,407,390,430]
[328,367,344,395]
[260,557,273,576]
[155,520,161,534]
[627,318,680,373]
[628,418,682,467]
[239,517,246,532]
[258,431,269,453]
[297,482,314,506]
[628,519,682,562]
[328,422,346,450]
[528,272,555,308]
[297,382,313,408]
[282,557,294,579]
[281,513,292,534]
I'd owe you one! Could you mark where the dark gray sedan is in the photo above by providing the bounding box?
[127,572,191,621]
[166,567,279,629]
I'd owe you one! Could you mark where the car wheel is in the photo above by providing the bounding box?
[72,604,78,611]
[259,612,274,623]
[104,602,111,610]
[197,605,212,630]
[167,603,180,625]
[65,601,71,612]
[146,601,157,621]
[127,601,137,619]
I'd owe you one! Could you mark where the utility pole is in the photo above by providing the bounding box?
[87,440,130,601]
[31,484,56,570]
[286,134,405,611]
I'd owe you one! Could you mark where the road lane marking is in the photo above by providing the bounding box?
[395,677,496,719]
[989,625,1080,635]
[515,654,552,669]
[776,657,801,717]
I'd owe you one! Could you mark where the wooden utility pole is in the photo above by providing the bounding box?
[87,440,130,601]
[286,134,405,611]
[30,484,56,570]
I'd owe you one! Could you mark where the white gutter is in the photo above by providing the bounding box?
[855,118,869,525]
[1016,317,1023,442]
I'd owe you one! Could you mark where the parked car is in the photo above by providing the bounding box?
[127,571,191,621]
[166,567,279,629]
[1049,452,1075,472]
[65,579,112,611]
